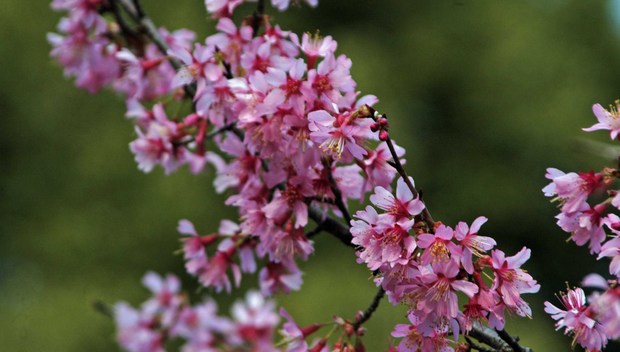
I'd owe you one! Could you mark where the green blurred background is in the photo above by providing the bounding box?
[3,0,620,350]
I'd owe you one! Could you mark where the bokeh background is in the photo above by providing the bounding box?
[3,0,620,351]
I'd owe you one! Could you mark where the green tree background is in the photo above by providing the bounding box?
[2,0,620,351]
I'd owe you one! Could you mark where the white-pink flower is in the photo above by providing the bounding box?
[545,287,608,351]
[583,102,620,140]
[369,177,425,220]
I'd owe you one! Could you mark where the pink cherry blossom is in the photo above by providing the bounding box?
[205,0,244,18]
[417,224,457,266]
[271,0,318,12]
[490,247,540,318]
[307,107,368,160]
[231,291,280,350]
[391,313,454,352]
[290,32,337,69]
[583,102,620,140]
[362,141,404,191]
[369,177,425,220]
[454,216,496,274]
[545,287,608,351]
[115,46,174,100]
[598,236,620,278]
[544,168,604,214]
[259,260,303,295]
[415,259,479,319]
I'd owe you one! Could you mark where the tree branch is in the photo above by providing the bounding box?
[496,328,530,352]
[252,0,266,35]
[465,336,498,352]
[467,324,511,351]
[308,206,355,249]
[352,287,385,331]
[324,160,352,224]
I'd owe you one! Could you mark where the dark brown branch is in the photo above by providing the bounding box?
[308,206,355,249]
[108,0,139,39]
[465,336,497,352]
[206,123,237,139]
[252,0,266,36]
[495,328,529,352]
[305,224,324,239]
[130,0,146,18]
[324,160,352,224]
[352,287,385,331]
[466,324,535,352]
[467,324,511,351]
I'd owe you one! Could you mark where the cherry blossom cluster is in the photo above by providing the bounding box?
[50,1,540,351]
[115,272,287,351]
[116,271,386,351]
[351,178,540,350]
[543,102,620,351]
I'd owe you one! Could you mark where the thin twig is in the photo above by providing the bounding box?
[206,123,237,139]
[252,0,266,35]
[93,300,114,318]
[352,287,385,331]
[324,160,352,224]
[305,224,324,239]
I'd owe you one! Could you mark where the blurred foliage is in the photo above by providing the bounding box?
[3,0,620,351]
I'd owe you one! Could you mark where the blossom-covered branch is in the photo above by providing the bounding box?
[49,0,539,350]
